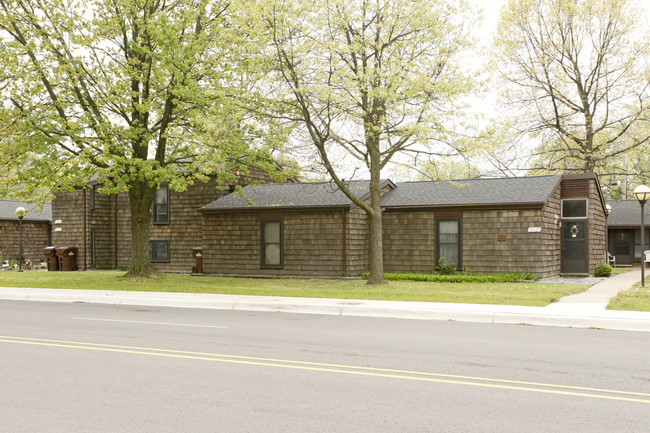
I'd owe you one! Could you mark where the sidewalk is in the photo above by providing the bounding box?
[1,269,649,332]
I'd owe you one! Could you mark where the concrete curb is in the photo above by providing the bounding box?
[3,287,650,333]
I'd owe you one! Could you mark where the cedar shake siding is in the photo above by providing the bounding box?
[0,200,52,264]
[382,210,436,273]
[0,220,51,263]
[463,208,549,275]
[346,205,368,275]
[51,169,279,271]
[202,209,350,276]
[51,190,86,264]
[587,178,606,275]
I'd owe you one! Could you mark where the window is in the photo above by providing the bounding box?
[261,219,283,268]
[149,240,170,262]
[89,185,96,210]
[90,228,96,268]
[437,219,461,268]
[153,183,169,224]
[562,199,587,219]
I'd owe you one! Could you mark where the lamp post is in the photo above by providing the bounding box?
[605,203,612,263]
[633,185,650,287]
[14,206,28,272]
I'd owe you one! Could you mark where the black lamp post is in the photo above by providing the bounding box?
[14,206,28,272]
[633,185,650,287]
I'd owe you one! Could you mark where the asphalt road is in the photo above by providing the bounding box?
[2,300,650,432]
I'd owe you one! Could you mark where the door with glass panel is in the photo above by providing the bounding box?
[437,219,461,268]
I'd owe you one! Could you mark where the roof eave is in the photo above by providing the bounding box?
[199,204,352,213]
[383,202,546,211]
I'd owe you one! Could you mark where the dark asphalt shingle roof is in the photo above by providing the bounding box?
[201,180,375,210]
[381,175,563,207]
[606,200,650,227]
[203,175,565,211]
[0,200,51,221]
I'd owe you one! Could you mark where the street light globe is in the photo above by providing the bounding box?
[14,206,28,218]
[605,203,612,215]
[633,184,650,204]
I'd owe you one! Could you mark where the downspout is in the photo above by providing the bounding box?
[114,194,118,268]
[83,189,87,270]
[342,208,347,276]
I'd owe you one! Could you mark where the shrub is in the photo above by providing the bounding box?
[437,257,457,275]
[360,271,540,283]
[117,265,129,271]
[595,263,613,277]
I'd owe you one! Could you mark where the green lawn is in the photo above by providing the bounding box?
[607,283,650,311]
[0,270,589,307]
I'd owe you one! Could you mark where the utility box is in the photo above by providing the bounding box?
[43,247,59,272]
[55,246,78,271]
[192,247,203,274]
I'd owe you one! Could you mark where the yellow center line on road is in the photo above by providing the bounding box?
[2,335,649,404]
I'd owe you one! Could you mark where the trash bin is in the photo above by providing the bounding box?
[192,247,203,274]
[55,246,78,271]
[43,247,59,272]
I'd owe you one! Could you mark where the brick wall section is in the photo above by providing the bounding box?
[463,208,553,276]
[588,179,606,274]
[202,209,349,276]
[0,221,50,263]
[382,210,436,272]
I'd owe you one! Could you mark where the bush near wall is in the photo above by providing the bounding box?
[362,272,540,283]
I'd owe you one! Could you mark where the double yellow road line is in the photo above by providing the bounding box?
[2,335,649,404]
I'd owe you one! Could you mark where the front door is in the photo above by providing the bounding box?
[610,229,633,265]
[562,221,587,274]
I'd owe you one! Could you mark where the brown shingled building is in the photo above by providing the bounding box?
[51,172,608,277]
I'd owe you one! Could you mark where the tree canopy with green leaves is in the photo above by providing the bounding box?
[249,0,477,283]
[492,0,650,175]
[0,0,284,276]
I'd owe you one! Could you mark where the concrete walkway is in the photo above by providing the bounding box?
[1,269,649,333]
[558,268,641,305]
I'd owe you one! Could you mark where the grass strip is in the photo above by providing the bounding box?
[607,283,650,312]
[0,270,589,307]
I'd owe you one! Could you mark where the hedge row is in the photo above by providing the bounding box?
[361,272,540,283]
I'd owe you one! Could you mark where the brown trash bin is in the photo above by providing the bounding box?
[192,247,203,274]
[55,246,78,271]
[43,247,59,272]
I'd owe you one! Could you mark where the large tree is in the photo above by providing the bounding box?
[250,0,476,283]
[492,0,650,174]
[0,0,281,276]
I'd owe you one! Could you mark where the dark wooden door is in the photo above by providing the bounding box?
[610,229,633,265]
[562,221,587,274]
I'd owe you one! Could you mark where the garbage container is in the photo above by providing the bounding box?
[43,247,59,272]
[55,246,78,271]
[192,247,203,274]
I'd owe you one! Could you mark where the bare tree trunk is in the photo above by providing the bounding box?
[125,179,156,278]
